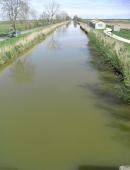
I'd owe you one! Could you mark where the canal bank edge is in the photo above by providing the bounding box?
[79,22,130,103]
[0,21,70,67]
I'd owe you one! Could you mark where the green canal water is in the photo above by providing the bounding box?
[0,23,130,170]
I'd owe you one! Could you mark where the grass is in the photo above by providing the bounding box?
[113,30,130,40]
[0,33,29,47]
[0,20,49,36]
[0,26,47,48]
[125,43,130,51]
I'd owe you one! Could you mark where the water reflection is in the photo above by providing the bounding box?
[97,102,130,145]
[73,21,78,28]
[47,35,61,50]
[79,81,130,146]
[56,22,71,35]
[92,52,130,146]
[66,21,71,28]
[78,45,130,146]
[59,25,68,33]
[9,58,35,83]
[47,23,71,50]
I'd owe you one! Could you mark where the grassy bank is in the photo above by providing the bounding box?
[0,22,67,66]
[0,20,49,36]
[79,23,130,103]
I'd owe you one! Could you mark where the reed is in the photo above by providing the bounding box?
[89,29,130,102]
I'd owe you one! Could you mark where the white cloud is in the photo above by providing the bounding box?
[23,0,130,19]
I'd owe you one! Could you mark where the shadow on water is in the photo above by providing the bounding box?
[78,82,130,145]
[78,165,117,170]
[78,82,120,105]
[78,44,130,146]
[9,58,35,83]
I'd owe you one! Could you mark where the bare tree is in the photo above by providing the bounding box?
[40,11,49,22]
[56,11,69,21]
[44,0,60,23]
[18,0,30,21]
[0,0,28,31]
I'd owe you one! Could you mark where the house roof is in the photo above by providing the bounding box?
[90,19,106,25]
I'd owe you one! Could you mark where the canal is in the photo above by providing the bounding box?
[0,23,130,170]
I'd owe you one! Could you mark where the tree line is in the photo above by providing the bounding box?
[0,0,70,31]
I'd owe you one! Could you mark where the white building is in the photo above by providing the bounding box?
[90,20,106,30]
[112,25,120,32]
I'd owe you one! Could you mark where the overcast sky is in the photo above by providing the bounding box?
[31,0,130,19]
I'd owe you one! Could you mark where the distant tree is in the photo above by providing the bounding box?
[18,0,30,21]
[66,15,71,21]
[40,11,50,23]
[44,0,60,23]
[0,0,28,31]
[56,11,70,21]
[60,11,69,20]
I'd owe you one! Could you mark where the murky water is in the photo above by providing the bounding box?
[0,23,130,170]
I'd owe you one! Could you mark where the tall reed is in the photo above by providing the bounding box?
[79,22,130,102]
